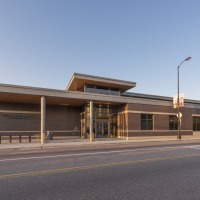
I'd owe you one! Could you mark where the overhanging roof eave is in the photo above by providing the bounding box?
[66,73,136,92]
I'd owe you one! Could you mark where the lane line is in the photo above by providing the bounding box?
[186,145,200,150]
[1,153,200,180]
[0,146,184,162]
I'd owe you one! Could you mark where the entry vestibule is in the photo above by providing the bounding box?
[80,103,119,138]
[95,119,109,137]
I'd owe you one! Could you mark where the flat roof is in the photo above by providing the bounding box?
[66,73,136,92]
[0,82,200,109]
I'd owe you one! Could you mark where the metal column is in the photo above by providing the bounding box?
[41,96,46,144]
[89,100,93,142]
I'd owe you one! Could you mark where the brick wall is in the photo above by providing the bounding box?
[0,102,40,131]
[0,102,81,136]
[46,105,81,136]
[126,103,195,136]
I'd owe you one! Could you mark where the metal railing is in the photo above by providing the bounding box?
[0,130,80,144]
[0,131,40,144]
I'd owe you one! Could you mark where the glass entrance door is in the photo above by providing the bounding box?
[96,120,109,137]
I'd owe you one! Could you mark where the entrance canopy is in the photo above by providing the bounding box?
[0,82,128,107]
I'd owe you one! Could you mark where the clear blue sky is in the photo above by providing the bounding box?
[0,0,199,100]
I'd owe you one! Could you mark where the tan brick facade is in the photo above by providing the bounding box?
[0,102,80,136]
[126,103,194,136]
[1,73,200,139]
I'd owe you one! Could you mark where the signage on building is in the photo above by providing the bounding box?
[176,112,182,118]
[173,93,184,108]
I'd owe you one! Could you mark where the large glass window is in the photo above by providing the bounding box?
[169,115,178,130]
[141,114,153,130]
[96,105,110,119]
[85,85,120,96]
[193,116,200,131]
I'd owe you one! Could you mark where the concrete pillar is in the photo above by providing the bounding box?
[41,96,46,144]
[122,113,125,138]
[89,100,93,142]
[126,112,129,140]
[118,114,122,138]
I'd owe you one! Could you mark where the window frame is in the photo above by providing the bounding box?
[141,114,153,130]
[193,116,200,131]
[169,115,178,130]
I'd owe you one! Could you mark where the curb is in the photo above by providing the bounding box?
[0,137,200,150]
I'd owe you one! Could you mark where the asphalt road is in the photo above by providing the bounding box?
[1,141,200,200]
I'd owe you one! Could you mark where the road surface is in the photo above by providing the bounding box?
[1,141,200,199]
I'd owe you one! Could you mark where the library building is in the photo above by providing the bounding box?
[0,73,200,143]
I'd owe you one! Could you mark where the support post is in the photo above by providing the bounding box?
[41,96,46,144]
[177,66,181,139]
[9,135,12,143]
[176,57,191,139]
[89,100,93,142]
[126,111,129,141]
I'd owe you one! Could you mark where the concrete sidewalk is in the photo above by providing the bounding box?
[1,135,200,150]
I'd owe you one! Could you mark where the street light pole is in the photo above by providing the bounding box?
[177,57,191,139]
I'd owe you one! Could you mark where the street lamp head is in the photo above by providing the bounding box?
[185,57,191,61]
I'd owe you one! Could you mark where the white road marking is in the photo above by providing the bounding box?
[185,145,200,150]
[0,146,187,162]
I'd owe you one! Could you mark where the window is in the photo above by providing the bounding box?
[193,116,200,131]
[169,115,178,130]
[98,105,102,117]
[85,85,120,96]
[141,114,153,130]
[95,104,110,119]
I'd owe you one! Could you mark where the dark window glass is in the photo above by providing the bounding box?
[169,115,178,130]
[141,114,153,130]
[193,116,200,131]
